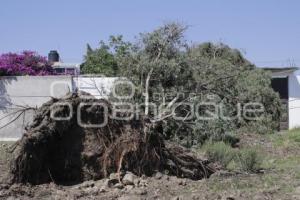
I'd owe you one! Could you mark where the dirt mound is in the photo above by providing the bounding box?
[9,92,214,185]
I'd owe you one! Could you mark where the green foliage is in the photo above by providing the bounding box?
[204,141,235,167]
[284,128,300,143]
[88,22,281,146]
[189,42,254,69]
[235,70,281,130]
[203,142,263,172]
[236,148,262,172]
[273,128,300,147]
[240,119,276,135]
[187,49,281,132]
[81,42,118,76]
[118,22,189,93]
[288,131,300,143]
[192,119,240,146]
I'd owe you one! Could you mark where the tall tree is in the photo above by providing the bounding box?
[81,42,118,76]
[87,22,281,146]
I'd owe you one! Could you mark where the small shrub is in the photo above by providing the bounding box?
[236,148,262,172]
[287,129,300,143]
[210,132,240,147]
[192,119,240,147]
[273,128,300,148]
[239,118,276,135]
[204,141,235,168]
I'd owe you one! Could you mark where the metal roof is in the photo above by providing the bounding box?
[262,67,298,78]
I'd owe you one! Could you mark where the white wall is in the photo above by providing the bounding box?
[0,76,118,140]
[0,76,73,140]
[288,70,300,129]
[73,76,118,99]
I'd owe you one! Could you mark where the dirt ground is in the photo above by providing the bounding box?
[0,131,300,200]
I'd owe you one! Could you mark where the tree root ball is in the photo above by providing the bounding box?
[9,92,215,185]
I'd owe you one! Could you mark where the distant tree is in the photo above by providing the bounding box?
[81,42,118,76]
[0,51,53,76]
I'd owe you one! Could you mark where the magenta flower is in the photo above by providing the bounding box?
[0,51,54,76]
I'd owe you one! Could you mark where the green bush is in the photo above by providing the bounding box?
[210,132,240,147]
[236,148,262,172]
[287,129,300,143]
[240,117,276,135]
[204,141,235,167]
[192,119,240,147]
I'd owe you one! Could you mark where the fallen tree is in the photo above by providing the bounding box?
[9,92,215,185]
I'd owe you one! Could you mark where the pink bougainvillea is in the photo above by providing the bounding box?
[0,51,54,76]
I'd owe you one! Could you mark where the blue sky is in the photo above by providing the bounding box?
[0,0,300,67]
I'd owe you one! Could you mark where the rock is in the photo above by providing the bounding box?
[78,180,95,188]
[110,173,120,181]
[226,197,235,200]
[154,172,163,179]
[85,187,99,195]
[139,179,148,187]
[172,196,180,200]
[114,183,124,189]
[103,178,112,188]
[178,179,187,186]
[106,179,121,188]
[94,179,106,188]
[125,185,135,190]
[99,186,107,193]
[0,184,9,190]
[133,178,140,187]
[122,172,136,185]
[109,172,124,186]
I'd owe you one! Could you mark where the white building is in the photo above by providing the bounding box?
[266,67,300,130]
[48,50,81,75]
[52,62,81,75]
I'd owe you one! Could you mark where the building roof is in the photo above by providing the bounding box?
[52,62,80,69]
[262,67,298,78]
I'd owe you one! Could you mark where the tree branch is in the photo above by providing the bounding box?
[144,68,153,116]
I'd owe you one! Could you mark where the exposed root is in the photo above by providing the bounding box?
[9,92,215,185]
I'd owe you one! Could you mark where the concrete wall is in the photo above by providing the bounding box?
[73,76,118,99]
[0,76,118,140]
[0,76,73,140]
[288,70,300,129]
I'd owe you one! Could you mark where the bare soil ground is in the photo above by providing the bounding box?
[0,131,300,200]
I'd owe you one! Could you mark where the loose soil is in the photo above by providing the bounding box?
[0,132,299,199]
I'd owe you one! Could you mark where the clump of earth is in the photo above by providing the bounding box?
[8,92,215,187]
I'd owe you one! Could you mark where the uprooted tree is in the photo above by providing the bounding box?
[9,93,214,185]
[8,22,281,185]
